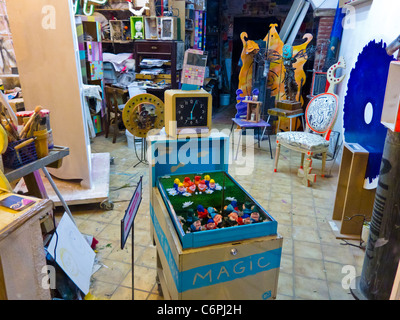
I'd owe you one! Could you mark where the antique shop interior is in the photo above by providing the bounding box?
[0,0,400,301]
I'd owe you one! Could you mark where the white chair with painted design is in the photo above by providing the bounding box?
[273,57,346,187]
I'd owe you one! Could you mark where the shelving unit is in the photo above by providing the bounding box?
[75,15,106,135]
[133,40,184,99]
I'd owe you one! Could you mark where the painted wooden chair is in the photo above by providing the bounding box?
[274,92,339,186]
[274,57,346,187]
[104,86,129,143]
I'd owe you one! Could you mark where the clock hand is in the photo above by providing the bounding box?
[191,100,199,113]
[190,100,198,120]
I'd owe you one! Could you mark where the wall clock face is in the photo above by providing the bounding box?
[123,93,164,138]
[175,96,209,128]
[165,89,212,137]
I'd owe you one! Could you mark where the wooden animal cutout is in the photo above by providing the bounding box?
[265,24,313,103]
[238,32,260,97]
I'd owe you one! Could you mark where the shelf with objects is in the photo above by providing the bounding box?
[75,15,106,138]
[93,0,187,98]
[133,39,185,100]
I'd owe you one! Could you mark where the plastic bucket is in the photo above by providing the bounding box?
[34,129,49,159]
[126,130,134,150]
[220,94,231,106]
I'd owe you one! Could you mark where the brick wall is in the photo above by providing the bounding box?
[313,15,335,71]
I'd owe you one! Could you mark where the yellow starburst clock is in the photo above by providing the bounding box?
[164,89,212,138]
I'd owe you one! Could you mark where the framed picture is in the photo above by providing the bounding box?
[131,16,144,40]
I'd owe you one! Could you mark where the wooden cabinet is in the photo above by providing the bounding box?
[133,40,184,92]
[330,143,376,239]
[0,195,53,300]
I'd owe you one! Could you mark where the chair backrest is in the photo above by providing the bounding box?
[305,92,338,139]
[105,86,129,113]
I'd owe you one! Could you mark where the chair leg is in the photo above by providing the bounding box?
[300,153,305,169]
[229,121,235,137]
[268,134,273,159]
[105,111,110,139]
[112,114,118,143]
[321,152,327,177]
[274,142,281,172]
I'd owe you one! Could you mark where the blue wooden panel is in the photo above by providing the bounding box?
[150,134,229,187]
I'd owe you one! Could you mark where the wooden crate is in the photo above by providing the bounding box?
[110,20,131,42]
[151,187,282,300]
[160,17,179,40]
[330,143,376,239]
[244,100,262,123]
[144,17,160,40]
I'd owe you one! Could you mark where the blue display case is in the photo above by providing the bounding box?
[149,132,278,249]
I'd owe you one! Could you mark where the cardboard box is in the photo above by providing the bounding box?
[151,187,282,300]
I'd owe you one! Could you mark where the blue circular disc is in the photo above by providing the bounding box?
[343,40,395,182]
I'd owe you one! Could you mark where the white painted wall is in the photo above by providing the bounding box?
[334,0,400,137]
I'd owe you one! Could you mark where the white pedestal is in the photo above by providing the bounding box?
[43,153,110,207]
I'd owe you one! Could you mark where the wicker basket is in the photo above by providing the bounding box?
[2,138,38,169]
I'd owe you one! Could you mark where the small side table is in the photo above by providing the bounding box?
[267,108,305,132]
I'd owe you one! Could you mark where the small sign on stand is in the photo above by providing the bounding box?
[121,176,143,300]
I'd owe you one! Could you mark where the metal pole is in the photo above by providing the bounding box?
[41,167,75,225]
[131,223,135,300]
[351,130,400,300]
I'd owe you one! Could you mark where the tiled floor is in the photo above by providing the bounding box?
[55,105,365,300]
